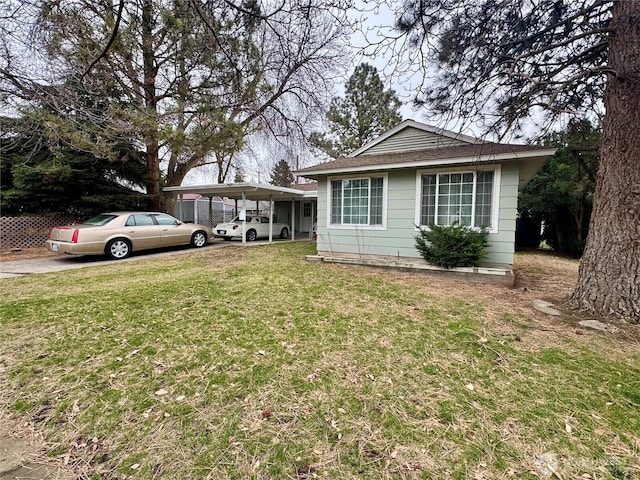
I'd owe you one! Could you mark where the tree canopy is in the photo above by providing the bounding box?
[1,0,351,210]
[312,62,402,157]
[392,0,610,135]
[392,0,640,321]
[1,117,148,216]
[519,119,600,257]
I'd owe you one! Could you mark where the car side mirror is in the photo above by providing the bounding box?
[176,220,183,225]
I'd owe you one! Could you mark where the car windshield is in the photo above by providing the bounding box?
[83,214,119,226]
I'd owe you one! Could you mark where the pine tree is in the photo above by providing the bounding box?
[269,160,295,188]
[393,0,640,322]
[313,63,403,157]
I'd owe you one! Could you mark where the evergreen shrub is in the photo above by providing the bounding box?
[414,223,490,269]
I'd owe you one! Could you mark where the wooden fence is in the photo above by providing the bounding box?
[1,216,83,250]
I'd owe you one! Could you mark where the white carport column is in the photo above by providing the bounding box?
[269,195,273,243]
[242,191,247,245]
[291,199,296,241]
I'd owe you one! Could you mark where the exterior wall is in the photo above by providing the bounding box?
[362,127,468,155]
[315,163,521,268]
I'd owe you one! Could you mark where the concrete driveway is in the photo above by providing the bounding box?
[0,244,219,279]
[0,239,298,279]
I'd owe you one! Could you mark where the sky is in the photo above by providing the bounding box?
[183,0,552,186]
[183,2,441,186]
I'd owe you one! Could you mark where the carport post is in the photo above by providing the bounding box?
[178,194,184,221]
[269,195,273,243]
[291,199,296,241]
[242,192,246,244]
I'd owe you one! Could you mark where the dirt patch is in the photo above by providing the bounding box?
[0,247,58,262]
[388,250,640,347]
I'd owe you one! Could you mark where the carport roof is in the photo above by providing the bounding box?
[163,182,316,202]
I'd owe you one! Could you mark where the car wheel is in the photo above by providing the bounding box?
[279,227,289,239]
[246,229,257,242]
[191,231,207,248]
[106,238,131,260]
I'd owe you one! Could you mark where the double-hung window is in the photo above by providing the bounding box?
[419,170,497,230]
[330,176,385,227]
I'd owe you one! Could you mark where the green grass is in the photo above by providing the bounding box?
[0,243,638,479]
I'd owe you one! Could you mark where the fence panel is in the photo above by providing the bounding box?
[1,216,83,249]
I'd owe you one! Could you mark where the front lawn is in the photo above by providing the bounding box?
[0,243,638,479]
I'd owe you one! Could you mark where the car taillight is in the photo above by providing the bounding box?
[71,229,79,243]
[48,229,54,239]
[233,225,239,230]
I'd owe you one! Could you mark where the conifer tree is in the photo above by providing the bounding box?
[313,63,403,157]
[269,159,295,188]
[393,0,639,321]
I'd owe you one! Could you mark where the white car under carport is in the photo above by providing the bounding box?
[214,215,290,242]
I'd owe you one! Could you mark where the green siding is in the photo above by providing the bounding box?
[363,127,468,155]
[316,163,521,267]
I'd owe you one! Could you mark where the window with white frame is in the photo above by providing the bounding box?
[419,170,496,229]
[330,176,385,226]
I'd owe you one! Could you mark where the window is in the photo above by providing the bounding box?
[126,214,155,226]
[330,176,385,226]
[303,202,312,217]
[83,214,118,226]
[420,170,496,229]
[154,214,179,226]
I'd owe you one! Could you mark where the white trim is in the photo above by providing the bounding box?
[414,165,502,234]
[326,173,388,231]
[299,148,556,177]
[348,120,480,157]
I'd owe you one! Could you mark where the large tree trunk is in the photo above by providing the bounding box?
[142,0,161,211]
[569,0,640,322]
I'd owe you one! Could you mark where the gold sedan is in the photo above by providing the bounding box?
[45,212,213,260]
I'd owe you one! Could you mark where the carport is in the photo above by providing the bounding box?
[163,182,317,244]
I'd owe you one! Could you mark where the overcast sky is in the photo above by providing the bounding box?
[185,1,549,186]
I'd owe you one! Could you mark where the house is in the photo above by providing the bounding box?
[295,120,555,285]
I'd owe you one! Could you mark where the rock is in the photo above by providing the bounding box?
[578,320,619,333]
[532,299,561,316]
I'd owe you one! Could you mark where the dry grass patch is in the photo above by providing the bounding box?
[0,243,638,479]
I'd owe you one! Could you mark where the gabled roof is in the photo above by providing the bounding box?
[296,142,556,177]
[348,119,480,157]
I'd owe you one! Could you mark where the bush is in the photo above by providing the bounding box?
[414,223,490,269]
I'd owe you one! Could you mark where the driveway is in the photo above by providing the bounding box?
[0,244,217,279]
[0,239,298,279]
